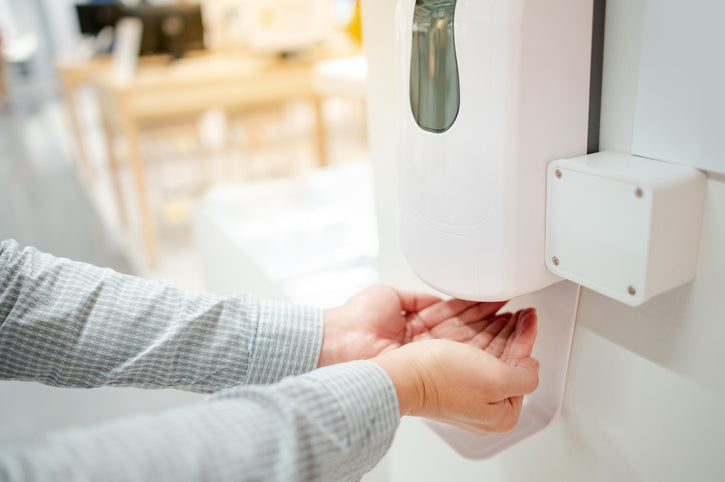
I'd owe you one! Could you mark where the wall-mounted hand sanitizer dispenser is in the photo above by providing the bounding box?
[396,0,594,301]
[394,0,596,460]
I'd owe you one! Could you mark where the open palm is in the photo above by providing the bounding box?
[319,284,536,368]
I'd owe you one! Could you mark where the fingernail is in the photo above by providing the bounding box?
[523,312,535,329]
[521,308,534,327]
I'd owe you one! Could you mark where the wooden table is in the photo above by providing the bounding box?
[56,54,175,178]
[61,43,360,266]
[56,56,111,176]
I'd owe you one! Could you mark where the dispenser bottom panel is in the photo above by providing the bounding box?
[426,280,580,459]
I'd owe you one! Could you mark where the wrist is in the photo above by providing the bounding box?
[371,349,422,417]
[319,307,346,367]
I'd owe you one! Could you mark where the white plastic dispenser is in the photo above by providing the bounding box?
[396,0,594,301]
[394,0,594,459]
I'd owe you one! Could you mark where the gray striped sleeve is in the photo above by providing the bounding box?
[0,239,323,392]
[0,361,401,482]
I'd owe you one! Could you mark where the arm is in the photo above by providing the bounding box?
[0,361,399,482]
[0,239,323,392]
[0,311,539,482]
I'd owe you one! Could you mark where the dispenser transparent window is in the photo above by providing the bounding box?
[410,0,460,133]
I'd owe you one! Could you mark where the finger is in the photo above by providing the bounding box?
[501,310,538,365]
[414,298,480,328]
[428,418,490,436]
[484,310,523,358]
[486,309,530,358]
[461,425,489,436]
[432,394,524,435]
[393,288,443,313]
[456,300,509,324]
[428,302,509,341]
[468,314,512,350]
[495,357,540,398]
[429,311,505,342]
[487,396,524,433]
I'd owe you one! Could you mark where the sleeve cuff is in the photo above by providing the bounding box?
[244,299,324,385]
[307,360,401,480]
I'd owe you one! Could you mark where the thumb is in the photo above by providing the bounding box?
[392,288,443,313]
[499,357,540,397]
[515,357,540,371]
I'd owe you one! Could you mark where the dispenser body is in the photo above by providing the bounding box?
[396,0,593,300]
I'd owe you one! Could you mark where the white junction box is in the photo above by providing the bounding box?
[546,151,707,306]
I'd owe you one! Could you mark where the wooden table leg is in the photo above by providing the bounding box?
[118,92,159,267]
[60,77,91,177]
[99,112,128,227]
[313,95,328,167]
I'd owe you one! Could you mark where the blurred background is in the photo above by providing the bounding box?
[0,0,381,461]
[3,2,725,481]
[0,0,373,290]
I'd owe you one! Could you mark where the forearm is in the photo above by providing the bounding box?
[0,361,400,482]
[0,240,323,392]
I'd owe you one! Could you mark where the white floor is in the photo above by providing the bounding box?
[194,161,379,307]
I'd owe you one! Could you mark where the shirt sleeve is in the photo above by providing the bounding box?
[0,239,324,392]
[0,361,401,482]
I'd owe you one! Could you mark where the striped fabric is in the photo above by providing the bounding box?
[0,240,400,481]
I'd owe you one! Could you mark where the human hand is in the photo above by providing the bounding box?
[318,284,510,367]
[371,308,539,434]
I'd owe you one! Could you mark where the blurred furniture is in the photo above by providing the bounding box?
[56,54,171,176]
[123,4,206,59]
[75,2,123,36]
[242,0,330,54]
[57,55,115,175]
[83,42,358,266]
[193,162,378,306]
[312,55,369,157]
[0,0,39,78]
[345,0,363,47]
[75,2,206,59]
[312,55,367,98]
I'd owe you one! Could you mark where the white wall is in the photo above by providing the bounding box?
[361,0,725,480]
